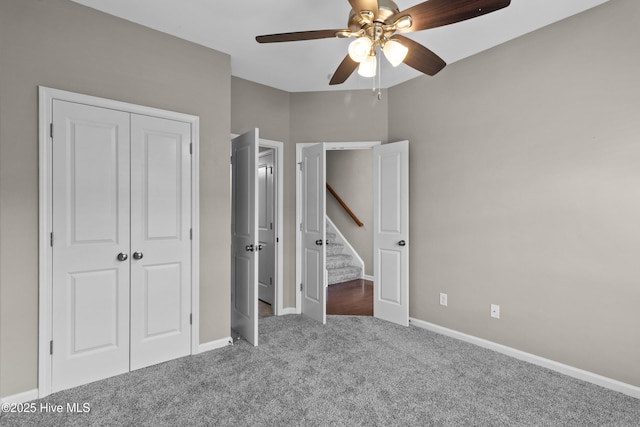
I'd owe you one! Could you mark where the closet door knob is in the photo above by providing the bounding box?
[117,252,128,261]
[315,239,323,246]
[245,244,254,252]
[398,240,406,247]
[133,252,143,260]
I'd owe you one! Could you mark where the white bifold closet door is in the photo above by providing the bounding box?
[51,100,191,392]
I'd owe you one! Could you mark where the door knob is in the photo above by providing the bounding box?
[117,252,128,261]
[133,251,143,260]
[398,240,406,247]
[257,244,264,251]
[315,239,323,246]
[245,244,254,252]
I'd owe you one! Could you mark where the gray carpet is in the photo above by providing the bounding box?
[1,315,639,426]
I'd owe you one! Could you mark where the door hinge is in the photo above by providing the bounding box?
[50,123,54,139]
[189,143,193,155]
[230,155,233,164]
[276,237,279,243]
[300,283,303,291]
[50,232,54,247]
[190,228,193,240]
[270,222,273,230]
[298,162,303,171]
[50,340,53,355]
[299,223,303,231]
[270,166,273,175]
[270,277,273,285]
[190,313,192,325]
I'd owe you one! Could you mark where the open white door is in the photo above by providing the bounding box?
[231,129,259,345]
[373,141,409,326]
[301,143,326,323]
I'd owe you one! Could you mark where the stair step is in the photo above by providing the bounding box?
[326,242,344,255]
[326,253,353,269]
[326,231,337,242]
[327,266,362,285]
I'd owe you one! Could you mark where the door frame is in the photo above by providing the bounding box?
[231,135,284,316]
[295,141,381,313]
[38,87,201,398]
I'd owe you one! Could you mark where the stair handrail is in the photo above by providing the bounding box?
[326,183,364,227]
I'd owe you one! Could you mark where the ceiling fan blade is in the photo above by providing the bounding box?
[329,55,359,85]
[391,35,446,76]
[256,29,343,43]
[348,0,379,20]
[392,0,510,32]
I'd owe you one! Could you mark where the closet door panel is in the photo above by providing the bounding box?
[51,100,131,392]
[130,114,192,370]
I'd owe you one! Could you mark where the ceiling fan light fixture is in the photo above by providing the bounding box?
[357,54,377,77]
[383,39,408,67]
[394,15,413,31]
[348,37,373,63]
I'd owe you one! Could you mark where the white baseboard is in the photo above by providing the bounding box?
[409,317,640,400]
[363,274,374,281]
[1,388,39,405]
[278,307,297,315]
[197,336,233,354]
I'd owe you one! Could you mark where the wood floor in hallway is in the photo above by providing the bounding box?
[327,278,373,316]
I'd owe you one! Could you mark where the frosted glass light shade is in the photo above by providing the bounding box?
[357,55,377,77]
[348,37,373,63]
[383,40,408,67]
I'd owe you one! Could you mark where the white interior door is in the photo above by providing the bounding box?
[258,150,275,305]
[51,100,131,392]
[129,114,192,370]
[301,143,326,323]
[373,141,409,326]
[231,129,259,345]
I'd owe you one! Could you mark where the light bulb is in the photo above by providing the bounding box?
[383,40,408,67]
[357,55,377,77]
[348,37,372,63]
[394,15,413,31]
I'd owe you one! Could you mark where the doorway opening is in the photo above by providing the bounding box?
[324,148,375,316]
[295,140,409,327]
[257,146,276,318]
[230,131,283,344]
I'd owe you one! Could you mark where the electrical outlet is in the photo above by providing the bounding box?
[439,293,448,306]
[491,304,500,319]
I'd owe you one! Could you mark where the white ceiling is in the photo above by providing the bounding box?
[69,0,610,93]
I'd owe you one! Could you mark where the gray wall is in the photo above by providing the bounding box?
[290,90,388,143]
[388,0,640,386]
[0,0,231,397]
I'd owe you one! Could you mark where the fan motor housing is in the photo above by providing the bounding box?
[348,0,400,30]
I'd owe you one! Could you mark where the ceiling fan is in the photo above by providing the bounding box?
[256,0,511,85]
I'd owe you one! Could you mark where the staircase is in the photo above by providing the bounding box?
[326,227,362,285]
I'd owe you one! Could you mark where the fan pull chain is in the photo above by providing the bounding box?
[371,47,382,100]
[377,53,382,100]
